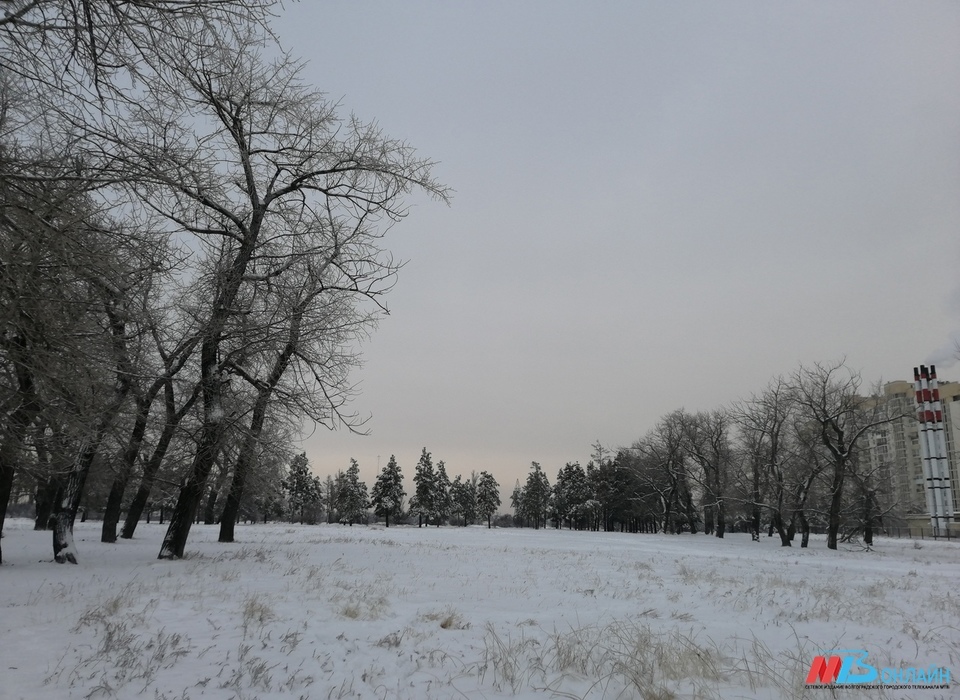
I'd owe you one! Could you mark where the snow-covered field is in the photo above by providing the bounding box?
[2,519,958,700]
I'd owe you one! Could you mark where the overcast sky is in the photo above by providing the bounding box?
[273,2,960,491]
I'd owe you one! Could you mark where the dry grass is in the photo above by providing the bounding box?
[422,607,471,630]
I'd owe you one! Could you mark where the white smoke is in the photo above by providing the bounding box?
[926,331,960,370]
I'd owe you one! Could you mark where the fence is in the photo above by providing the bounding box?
[884,526,957,541]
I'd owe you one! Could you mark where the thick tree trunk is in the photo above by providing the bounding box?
[53,440,102,563]
[703,504,714,535]
[715,498,726,538]
[862,488,874,546]
[158,421,222,559]
[159,335,226,559]
[159,213,259,559]
[683,490,698,535]
[102,399,152,543]
[0,454,16,563]
[0,337,41,563]
[826,462,845,550]
[34,479,60,531]
[121,382,191,539]
[751,460,762,542]
[53,295,133,562]
[219,445,254,543]
[120,434,170,538]
[205,456,230,525]
[772,511,791,546]
[798,511,810,548]
[219,309,301,543]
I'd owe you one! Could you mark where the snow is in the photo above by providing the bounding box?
[1,519,958,699]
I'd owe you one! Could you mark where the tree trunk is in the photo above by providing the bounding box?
[798,511,810,548]
[715,497,726,538]
[120,430,173,538]
[826,462,846,550]
[121,378,194,539]
[34,477,61,531]
[159,336,226,559]
[703,503,714,535]
[219,309,301,543]
[159,214,260,559]
[0,337,42,563]
[102,393,153,542]
[53,441,102,563]
[772,511,790,546]
[751,459,762,542]
[54,312,133,562]
[205,455,231,525]
[862,488,874,546]
[219,445,255,542]
[158,422,222,559]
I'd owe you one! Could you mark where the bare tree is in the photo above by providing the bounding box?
[731,377,795,545]
[631,411,699,535]
[1,0,283,563]
[680,409,732,537]
[790,361,899,550]
[77,32,448,559]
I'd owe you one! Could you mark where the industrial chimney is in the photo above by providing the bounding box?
[914,365,954,535]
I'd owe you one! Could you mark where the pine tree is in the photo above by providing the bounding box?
[511,480,526,527]
[323,475,338,523]
[553,462,590,529]
[283,453,322,524]
[433,460,452,526]
[371,455,405,527]
[524,462,551,530]
[476,471,501,529]
[410,448,435,527]
[450,472,478,526]
[340,459,369,525]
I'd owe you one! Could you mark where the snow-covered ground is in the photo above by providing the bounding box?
[2,519,957,699]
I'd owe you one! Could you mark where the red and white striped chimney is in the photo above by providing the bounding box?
[914,364,954,535]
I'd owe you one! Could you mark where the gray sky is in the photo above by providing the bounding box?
[274,2,960,491]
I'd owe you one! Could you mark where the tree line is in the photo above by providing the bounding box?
[236,448,502,529]
[512,360,905,550]
[0,0,447,564]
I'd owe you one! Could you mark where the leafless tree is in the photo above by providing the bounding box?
[75,31,449,559]
[789,360,899,550]
[630,410,699,535]
[730,377,795,544]
[680,409,732,537]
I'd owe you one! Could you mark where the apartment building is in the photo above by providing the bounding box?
[863,377,960,533]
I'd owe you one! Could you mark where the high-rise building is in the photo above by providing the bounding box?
[863,377,960,533]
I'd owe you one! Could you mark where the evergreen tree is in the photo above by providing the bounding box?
[371,455,405,527]
[340,459,369,525]
[524,462,551,530]
[476,471,501,528]
[410,448,435,527]
[283,453,322,524]
[552,462,590,529]
[450,474,477,526]
[511,480,526,528]
[323,475,338,523]
[433,460,452,526]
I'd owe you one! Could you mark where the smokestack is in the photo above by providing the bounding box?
[915,364,954,536]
